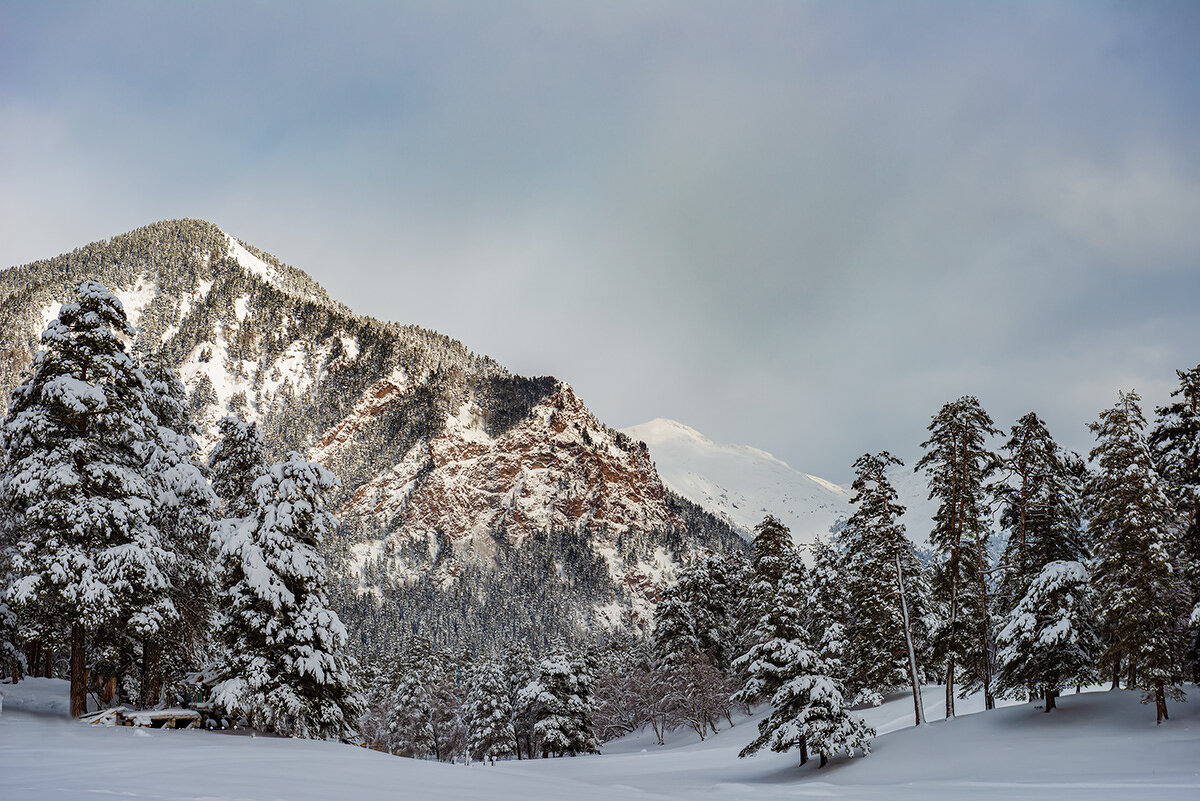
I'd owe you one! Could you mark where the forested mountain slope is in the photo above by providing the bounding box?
[0,220,743,654]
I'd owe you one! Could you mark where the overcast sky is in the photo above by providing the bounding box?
[3,1,1199,482]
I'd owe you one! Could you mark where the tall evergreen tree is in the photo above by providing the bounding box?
[838,452,927,721]
[136,359,219,706]
[464,655,516,763]
[1149,365,1200,679]
[211,453,363,739]
[1087,391,1189,723]
[734,555,872,767]
[386,638,464,760]
[996,413,1087,615]
[1,281,167,717]
[207,415,267,518]
[996,560,1097,711]
[518,641,599,758]
[916,396,1000,715]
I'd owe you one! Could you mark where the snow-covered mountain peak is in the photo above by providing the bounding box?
[621,419,852,546]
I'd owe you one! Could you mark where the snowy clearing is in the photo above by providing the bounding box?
[2,678,1198,801]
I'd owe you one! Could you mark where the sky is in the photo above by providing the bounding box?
[2,1,1199,482]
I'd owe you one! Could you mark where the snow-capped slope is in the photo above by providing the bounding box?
[620,419,853,546]
[621,418,940,547]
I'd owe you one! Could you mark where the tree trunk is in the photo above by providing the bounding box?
[69,626,86,719]
[896,553,926,726]
[1110,656,1120,690]
[819,753,828,768]
[1155,682,1168,724]
[1043,689,1056,712]
[800,737,808,765]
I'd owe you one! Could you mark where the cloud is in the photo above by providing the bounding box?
[2,1,1199,480]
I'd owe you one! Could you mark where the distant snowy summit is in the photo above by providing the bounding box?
[620,418,937,548]
[619,419,852,546]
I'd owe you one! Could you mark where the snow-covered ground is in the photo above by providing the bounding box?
[3,678,1197,800]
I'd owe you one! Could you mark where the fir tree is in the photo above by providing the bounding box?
[0,596,24,682]
[996,560,1097,711]
[916,396,1000,715]
[136,359,219,706]
[734,556,873,767]
[519,641,599,757]
[1149,365,1200,679]
[1087,391,1189,723]
[838,452,927,722]
[464,655,516,763]
[996,413,1087,615]
[0,281,168,717]
[208,415,267,518]
[653,553,741,738]
[386,639,464,760]
[211,453,363,739]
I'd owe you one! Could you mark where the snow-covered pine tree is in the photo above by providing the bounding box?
[838,452,928,721]
[137,359,219,706]
[464,655,516,764]
[807,539,850,680]
[1087,391,1189,723]
[734,555,873,767]
[0,596,24,682]
[916,396,1000,715]
[0,281,169,717]
[1149,364,1200,679]
[501,640,538,759]
[738,515,803,655]
[386,638,464,760]
[518,641,599,758]
[995,413,1087,616]
[996,560,1097,711]
[653,553,742,738]
[211,452,363,739]
[207,415,267,518]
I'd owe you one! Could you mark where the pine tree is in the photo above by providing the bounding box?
[734,555,872,767]
[738,515,803,655]
[1149,365,1200,679]
[653,553,741,738]
[136,359,219,706]
[0,596,24,682]
[996,560,1097,711]
[1087,391,1189,723]
[996,413,1087,615]
[464,655,516,763]
[208,415,267,518]
[1,281,168,717]
[211,453,363,739]
[916,396,1000,715]
[386,639,464,760]
[518,641,599,757]
[838,452,927,722]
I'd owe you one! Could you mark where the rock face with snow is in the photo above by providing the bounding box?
[620,418,938,548]
[0,220,742,651]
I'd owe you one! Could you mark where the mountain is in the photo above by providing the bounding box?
[620,418,938,548]
[0,220,743,653]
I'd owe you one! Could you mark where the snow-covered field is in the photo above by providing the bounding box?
[3,678,1197,800]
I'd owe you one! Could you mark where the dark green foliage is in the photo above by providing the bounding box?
[838,452,928,706]
[917,396,1000,715]
[1087,391,1189,723]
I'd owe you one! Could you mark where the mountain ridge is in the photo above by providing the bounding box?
[0,219,744,652]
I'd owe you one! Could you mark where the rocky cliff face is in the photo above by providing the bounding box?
[0,220,743,652]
